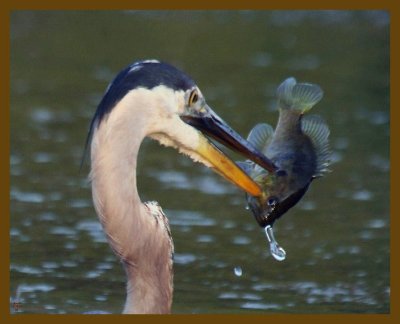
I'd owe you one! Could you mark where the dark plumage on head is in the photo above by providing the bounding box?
[82,60,196,168]
[94,60,196,128]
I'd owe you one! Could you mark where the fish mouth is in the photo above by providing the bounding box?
[181,106,277,174]
[248,183,311,227]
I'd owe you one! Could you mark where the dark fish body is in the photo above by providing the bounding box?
[238,78,331,227]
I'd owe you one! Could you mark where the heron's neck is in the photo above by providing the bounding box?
[90,111,173,314]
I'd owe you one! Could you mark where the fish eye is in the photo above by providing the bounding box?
[267,196,279,208]
[188,89,199,106]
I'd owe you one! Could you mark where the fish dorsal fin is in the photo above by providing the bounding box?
[301,114,331,177]
[277,77,323,113]
[247,123,274,153]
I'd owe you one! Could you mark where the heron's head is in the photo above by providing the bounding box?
[89,60,277,196]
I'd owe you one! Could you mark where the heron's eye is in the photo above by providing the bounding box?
[188,90,199,106]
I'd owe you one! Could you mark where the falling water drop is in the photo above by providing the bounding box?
[264,225,286,261]
[234,266,243,277]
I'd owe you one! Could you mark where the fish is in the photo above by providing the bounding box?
[238,77,331,229]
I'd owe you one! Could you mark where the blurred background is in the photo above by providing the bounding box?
[10,10,389,314]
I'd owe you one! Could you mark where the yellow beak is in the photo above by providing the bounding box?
[181,105,277,197]
[197,135,262,197]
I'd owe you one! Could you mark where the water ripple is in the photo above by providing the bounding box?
[352,190,373,201]
[11,264,43,275]
[167,210,216,227]
[76,219,107,243]
[250,52,273,68]
[174,253,196,265]
[49,226,77,236]
[291,281,377,305]
[366,219,387,229]
[241,301,281,310]
[16,283,55,294]
[232,236,251,245]
[196,234,215,243]
[11,189,45,203]
[150,170,233,195]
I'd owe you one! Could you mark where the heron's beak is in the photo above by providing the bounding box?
[181,107,277,197]
[195,135,262,196]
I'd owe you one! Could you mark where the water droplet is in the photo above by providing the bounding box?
[234,266,243,277]
[264,226,286,261]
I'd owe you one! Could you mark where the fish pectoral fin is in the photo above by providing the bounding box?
[236,161,253,174]
[301,114,332,176]
[247,123,274,152]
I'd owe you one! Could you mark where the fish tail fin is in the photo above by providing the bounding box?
[276,77,323,113]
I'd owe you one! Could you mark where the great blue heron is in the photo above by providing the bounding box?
[87,60,276,314]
